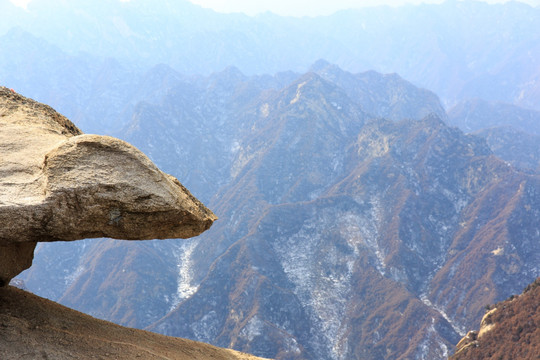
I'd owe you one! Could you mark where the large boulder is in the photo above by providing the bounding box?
[0,87,217,285]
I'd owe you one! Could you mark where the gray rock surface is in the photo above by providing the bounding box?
[0,87,216,285]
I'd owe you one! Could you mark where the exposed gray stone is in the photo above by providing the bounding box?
[0,87,216,285]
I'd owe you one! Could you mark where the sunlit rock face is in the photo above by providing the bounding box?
[0,87,216,285]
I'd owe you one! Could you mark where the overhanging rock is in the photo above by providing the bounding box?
[0,87,217,285]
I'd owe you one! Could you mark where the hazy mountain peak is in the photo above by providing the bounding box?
[309,58,336,72]
[277,71,357,116]
[448,99,540,135]
[209,66,247,84]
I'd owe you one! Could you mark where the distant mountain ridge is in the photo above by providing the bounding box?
[448,99,540,172]
[448,99,540,135]
[1,0,539,110]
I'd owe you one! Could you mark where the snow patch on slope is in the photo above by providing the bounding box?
[191,310,220,342]
[272,200,384,360]
[417,317,450,360]
[421,295,466,336]
[240,316,264,342]
[169,239,200,311]
[65,265,85,287]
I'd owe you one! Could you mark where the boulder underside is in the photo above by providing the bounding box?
[0,86,216,285]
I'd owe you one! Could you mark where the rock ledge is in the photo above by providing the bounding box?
[0,86,216,284]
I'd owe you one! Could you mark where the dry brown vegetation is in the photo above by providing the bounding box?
[451,278,540,360]
[0,285,266,360]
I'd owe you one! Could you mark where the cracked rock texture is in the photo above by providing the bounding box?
[0,86,216,285]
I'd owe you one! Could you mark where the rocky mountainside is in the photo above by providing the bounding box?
[133,69,540,359]
[18,64,540,359]
[2,1,539,358]
[150,110,540,359]
[0,87,266,359]
[451,278,540,360]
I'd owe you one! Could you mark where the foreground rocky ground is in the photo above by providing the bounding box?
[0,285,265,360]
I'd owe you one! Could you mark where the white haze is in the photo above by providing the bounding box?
[9,0,540,16]
[187,0,540,17]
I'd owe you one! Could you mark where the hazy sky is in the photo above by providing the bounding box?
[9,0,540,16]
[187,0,449,16]
[186,0,539,16]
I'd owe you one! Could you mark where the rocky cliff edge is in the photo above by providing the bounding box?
[0,87,264,360]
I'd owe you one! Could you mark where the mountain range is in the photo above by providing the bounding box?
[3,0,540,359]
[17,62,540,359]
[1,0,540,111]
[448,99,540,172]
